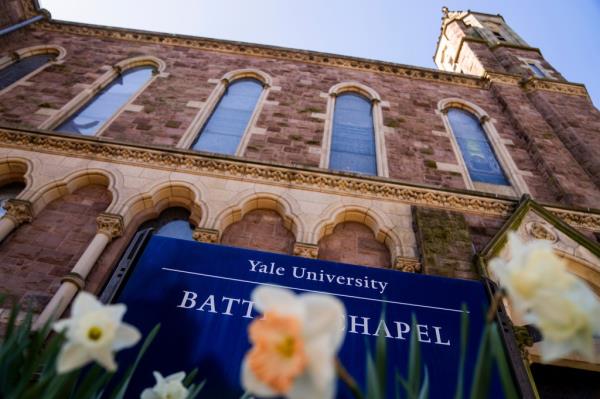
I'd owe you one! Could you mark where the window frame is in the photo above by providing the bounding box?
[320,82,389,177]
[177,69,272,157]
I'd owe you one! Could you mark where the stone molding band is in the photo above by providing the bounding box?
[60,271,85,290]
[0,127,599,231]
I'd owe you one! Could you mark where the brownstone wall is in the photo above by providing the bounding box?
[318,222,391,268]
[0,0,27,29]
[220,209,295,255]
[0,26,593,206]
[0,184,111,312]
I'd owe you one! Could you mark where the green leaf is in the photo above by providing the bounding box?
[453,304,469,399]
[108,324,161,399]
[365,343,383,399]
[407,315,421,398]
[468,324,492,399]
[183,368,198,386]
[375,306,387,392]
[417,367,430,399]
[70,365,113,399]
[489,324,519,399]
[186,380,206,399]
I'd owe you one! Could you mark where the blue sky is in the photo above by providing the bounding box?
[40,0,600,106]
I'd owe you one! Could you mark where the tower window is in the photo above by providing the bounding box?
[330,93,377,175]
[447,108,509,186]
[0,54,54,91]
[192,78,263,155]
[56,66,154,136]
[492,31,506,42]
[528,63,546,78]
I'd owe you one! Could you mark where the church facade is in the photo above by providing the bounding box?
[0,1,599,396]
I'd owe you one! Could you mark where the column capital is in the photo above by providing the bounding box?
[293,242,319,259]
[393,256,421,273]
[192,227,220,243]
[3,199,33,225]
[96,212,124,239]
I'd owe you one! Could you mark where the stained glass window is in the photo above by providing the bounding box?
[56,66,154,136]
[447,108,509,185]
[0,54,54,91]
[330,93,377,175]
[192,78,263,155]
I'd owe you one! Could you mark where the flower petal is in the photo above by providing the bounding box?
[165,371,186,382]
[288,372,335,399]
[52,318,71,333]
[240,355,278,398]
[90,346,117,371]
[71,291,102,318]
[112,323,141,350]
[300,293,346,350]
[56,342,92,374]
[104,303,127,323]
[252,286,304,320]
[140,388,160,399]
[304,335,337,394]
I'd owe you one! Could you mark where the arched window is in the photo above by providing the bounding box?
[56,66,154,136]
[140,207,195,241]
[447,108,509,185]
[192,78,263,155]
[0,54,55,91]
[330,93,377,175]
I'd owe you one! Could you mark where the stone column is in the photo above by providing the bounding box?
[293,242,319,259]
[192,227,220,243]
[35,213,123,328]
[0,199,32,242]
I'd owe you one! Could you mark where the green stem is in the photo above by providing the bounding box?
[336,358,364,399]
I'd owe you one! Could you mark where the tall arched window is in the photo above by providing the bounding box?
[56,66,154,136]
[192,78,263,155]
[0,54,55,91]
[330,93,377,175]
[447,108,509,185]
[140,207,195,241]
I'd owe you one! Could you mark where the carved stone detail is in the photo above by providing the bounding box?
[293,242,319,259]
[526,222,557,242]
[193,227,219,243]
[521,78,589,97]
[3,199,33,225]
[96,213,124,238]
[393,256,421,273]
[60,271,85,290]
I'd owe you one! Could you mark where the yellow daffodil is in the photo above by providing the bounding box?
[53,291,141,374]
[140,371,189,399]
[242,285,346,399]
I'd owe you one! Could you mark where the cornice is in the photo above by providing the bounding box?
[0,126,599,231]
[520,78,589,97]
[34,20,486,89]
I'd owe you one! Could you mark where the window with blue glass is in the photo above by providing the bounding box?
[139,207,195,241]
[330,93,377,175]
[192,78,263,155]
[56,66,154,136]
[528,63,545,78]
[0,54,54,91]
[447,108,510,185]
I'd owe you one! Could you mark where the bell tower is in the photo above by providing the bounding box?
[433,7,563,80]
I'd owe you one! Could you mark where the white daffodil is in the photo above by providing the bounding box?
[490,232,600,362]
[53,291,141,374]
[241,285,346,399]
[140,371,189,399]
[489,232,576,311]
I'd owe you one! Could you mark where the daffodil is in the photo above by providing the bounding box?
[140,371,189,399]
[241,285,346,399]
[490,232,600,362]
[53,291,141,374]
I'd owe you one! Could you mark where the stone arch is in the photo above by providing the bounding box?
[0,157,33,191]
[221,68,273,87]
[113,55,167,74]
[557,252,600,297]
[313,205,401,262]
[436,97,529,196]
[119,180,206,230]
[213,192,303,242]
[27,169,117,217]
[321,82,389,177]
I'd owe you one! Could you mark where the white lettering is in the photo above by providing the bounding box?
[221,296,240,315]
[349,316,370,335]
[417,324,431,343]
[433,326,451,346]
[177,290,197,309]
[197,294,217,313]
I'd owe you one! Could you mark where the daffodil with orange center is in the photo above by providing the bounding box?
[241,286,346,399]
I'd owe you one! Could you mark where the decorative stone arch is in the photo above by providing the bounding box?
[0,157,34,192]
[38,55,167,134]
[0,44,67,96]
[437,97,529,197]
[119,180,206,230]
[212,192,303,244]
[320,81,389,177]
[176,68,273,153]
[27,168,118,217]
[312,205,402,264]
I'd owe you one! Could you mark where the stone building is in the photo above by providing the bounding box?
[0,1,599,397]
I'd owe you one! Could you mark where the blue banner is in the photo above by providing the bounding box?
[114,235,505,398]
